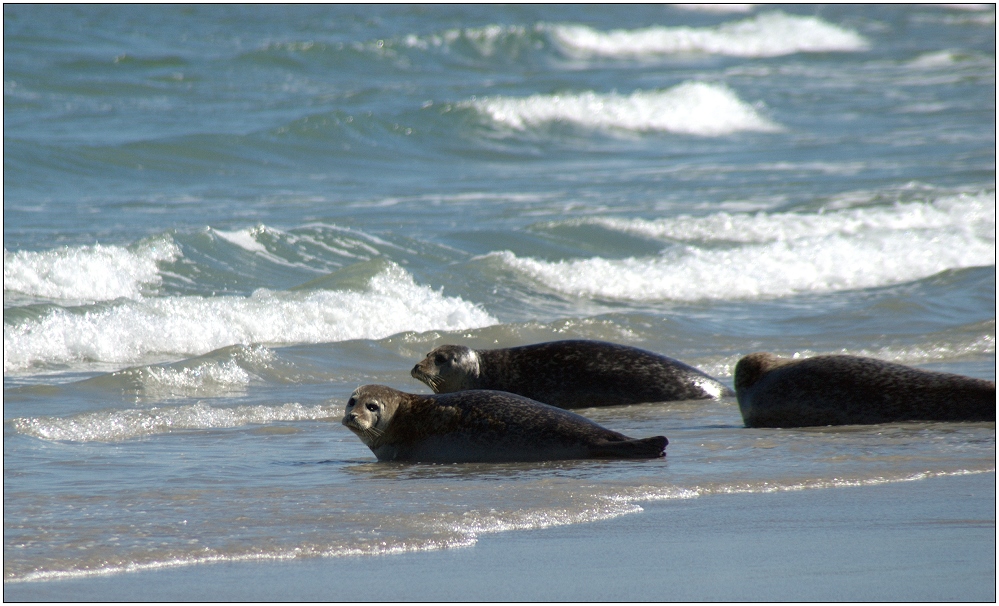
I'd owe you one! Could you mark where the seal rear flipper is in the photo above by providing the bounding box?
[590,436,667,459]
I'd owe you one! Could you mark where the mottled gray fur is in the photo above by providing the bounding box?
[341,384,668,463]
[411,340,733,409]
[734,352,996,428]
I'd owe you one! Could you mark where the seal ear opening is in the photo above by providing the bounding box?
[591,436,667,459]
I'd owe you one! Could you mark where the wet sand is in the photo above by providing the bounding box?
[6,471,994,602]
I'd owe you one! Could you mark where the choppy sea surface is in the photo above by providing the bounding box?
[4,4,995,584]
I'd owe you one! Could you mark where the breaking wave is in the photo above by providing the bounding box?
[466,82,781,135]
[3,236,180,302]
[490,192,995,302]
[548,12,869,58]
[3,262,497,373]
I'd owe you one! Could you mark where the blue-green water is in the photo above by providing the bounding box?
[4,4,995,585]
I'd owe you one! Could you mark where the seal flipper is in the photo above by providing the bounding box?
[589,436,667,459]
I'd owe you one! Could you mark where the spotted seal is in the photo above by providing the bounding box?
[734,352,996,428]
[410,340,733,409]
[341,384,668,463]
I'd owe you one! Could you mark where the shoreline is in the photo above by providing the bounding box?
[6,470,995,602]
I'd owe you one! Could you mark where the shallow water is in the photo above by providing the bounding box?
[3,4,995,584]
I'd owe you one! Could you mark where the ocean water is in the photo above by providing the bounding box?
[3,4,995,585]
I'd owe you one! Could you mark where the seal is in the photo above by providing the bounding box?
[411,339,733,409]
[341,384,668,463]
[734,352,997,428]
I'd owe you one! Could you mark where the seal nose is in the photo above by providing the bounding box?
[411,364,421,378]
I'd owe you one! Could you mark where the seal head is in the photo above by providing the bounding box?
[411,344,480,393]
[342,385,401,449]
[342,384,668,463]
[733,352,796,393]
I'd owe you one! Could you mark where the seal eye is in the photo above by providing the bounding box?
[434,353,447,365]
[365,402,379,412]
[346,397,356,408]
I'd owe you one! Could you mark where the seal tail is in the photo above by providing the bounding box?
[591,436,668,459]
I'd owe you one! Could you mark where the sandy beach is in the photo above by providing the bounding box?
[7,470,993,602]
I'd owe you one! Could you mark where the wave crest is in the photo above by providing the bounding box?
[491,193,995,302]
[11,401,339,442]
[3,236,180,302]
[548,12,869,58]
[3,262,496,373]
[581,192,995,244]
[467,82,781,136]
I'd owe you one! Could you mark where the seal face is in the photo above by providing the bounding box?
[341,384,668,463]
[411,344,481,393]
[411,340,733,409]
[734,352,997,428]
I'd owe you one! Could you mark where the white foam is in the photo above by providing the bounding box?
[3,236,180,302]
[907,49,991,69]
[403,24,528,55]
[935,4,993,11]
[491,193,995,302]
[672,4,756,14]
[704,469,995,495]
[467,82,781,136]
[127,359,254,396]
[12,401,339,442]
[211,225,324,271]
[434,501,643,536]
[854,333,997,363]
[111,345,276,397]
[3,262,497,373]
[213,227,269,253]
[7,533,474,584]
[618,469,995,503]
[144,359,251,390]
[582,192,995,244]
[548,12,868,58]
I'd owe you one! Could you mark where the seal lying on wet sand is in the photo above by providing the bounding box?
[411,340,733,409]
[341,384,668,463]
[734,352,996,428]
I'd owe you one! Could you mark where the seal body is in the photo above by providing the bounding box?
[341,384,668,463]
[734,352,996,428]
[411,340,733,409]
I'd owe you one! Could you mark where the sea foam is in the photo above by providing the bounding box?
[673,4,756,14]
[3,236,180,302]
[491,193,995,302]
[12,401,339,442]
[104,345,277,397]
[3,262,497,373]
[403,24,529,55]
[548,12,869,58]
[579,191,995,244]
[467,82,781,135]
